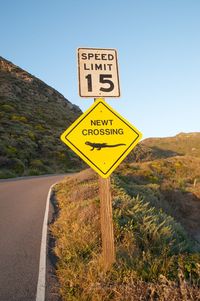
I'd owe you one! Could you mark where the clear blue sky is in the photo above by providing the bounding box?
[1,0,200,138]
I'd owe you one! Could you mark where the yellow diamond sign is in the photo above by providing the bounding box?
[60,98,142,178]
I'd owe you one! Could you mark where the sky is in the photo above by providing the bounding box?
[0,0,200,138]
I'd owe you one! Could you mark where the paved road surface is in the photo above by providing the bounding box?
[0,175,66,301]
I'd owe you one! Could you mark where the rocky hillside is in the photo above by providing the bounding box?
[0,56,83,178]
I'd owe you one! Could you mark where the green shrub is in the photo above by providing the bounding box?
[1,104,15,112]
[28,131,35,141]
[30,159,44,168]
[12,158,25,174]
[6,146,17,156]
[11,115,28,122]
[34,124,45,131]
[28,168,41,176]
[0,169,16,178]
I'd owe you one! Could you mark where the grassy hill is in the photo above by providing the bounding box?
[51,133,200,300]
[142,132,200,158]
[143,132,200,157]
[121,132,200,245]
[0,56,84,178]
[116,156,200,242]
[126,132,200,163]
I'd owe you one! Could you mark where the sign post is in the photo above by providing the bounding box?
[61,48,142,270]
[94,97,115,270]
[99,176,115,269]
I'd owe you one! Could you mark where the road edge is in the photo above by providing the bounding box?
[36,183,56,301]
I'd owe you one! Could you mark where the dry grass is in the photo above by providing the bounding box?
[51,168,200,301]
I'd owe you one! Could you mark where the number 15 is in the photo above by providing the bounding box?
[85,74,114,92]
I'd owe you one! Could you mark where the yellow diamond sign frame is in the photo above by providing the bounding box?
[61,98,142,178]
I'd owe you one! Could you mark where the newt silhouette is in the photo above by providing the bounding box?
[85,141,126,151]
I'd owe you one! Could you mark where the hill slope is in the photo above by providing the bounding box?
[0,56,83,178]
[127,132,200,163]
[142,132,200,158]
[123,132,200,243]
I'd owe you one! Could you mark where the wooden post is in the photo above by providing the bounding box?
[94,98,115,270]
[99,176,115,270]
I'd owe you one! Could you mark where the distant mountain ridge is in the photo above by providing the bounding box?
[126,132,200,163]
[0,56,83,178]
[142,132,200,157]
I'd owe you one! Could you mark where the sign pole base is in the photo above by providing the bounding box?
[99,176,115,270]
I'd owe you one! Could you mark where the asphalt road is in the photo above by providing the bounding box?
[0,175,66,301]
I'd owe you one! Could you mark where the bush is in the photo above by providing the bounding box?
[1,104,15,112]
[11,115,28,122]
[28,168,41,176]
[30,159,44,168]
[12,158,25,175]
[0,169,16,178]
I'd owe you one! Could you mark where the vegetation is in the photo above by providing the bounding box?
[51,166,200,300]
[116,155,200,244]
[0,57,84,178]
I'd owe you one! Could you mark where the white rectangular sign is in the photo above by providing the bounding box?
[77,48,120,98]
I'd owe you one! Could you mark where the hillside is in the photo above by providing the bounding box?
[126,132,200,163]
[0,56,83,178]
[142,132,200,158]
[117,155,200,243]
[143,132,200,157]
[122,132,200,243]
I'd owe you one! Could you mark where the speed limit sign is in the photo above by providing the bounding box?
[77,48,120,98]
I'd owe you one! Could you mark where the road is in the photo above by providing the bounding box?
[0,174,66,301]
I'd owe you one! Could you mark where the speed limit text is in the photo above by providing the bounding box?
[81,52,114,71]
